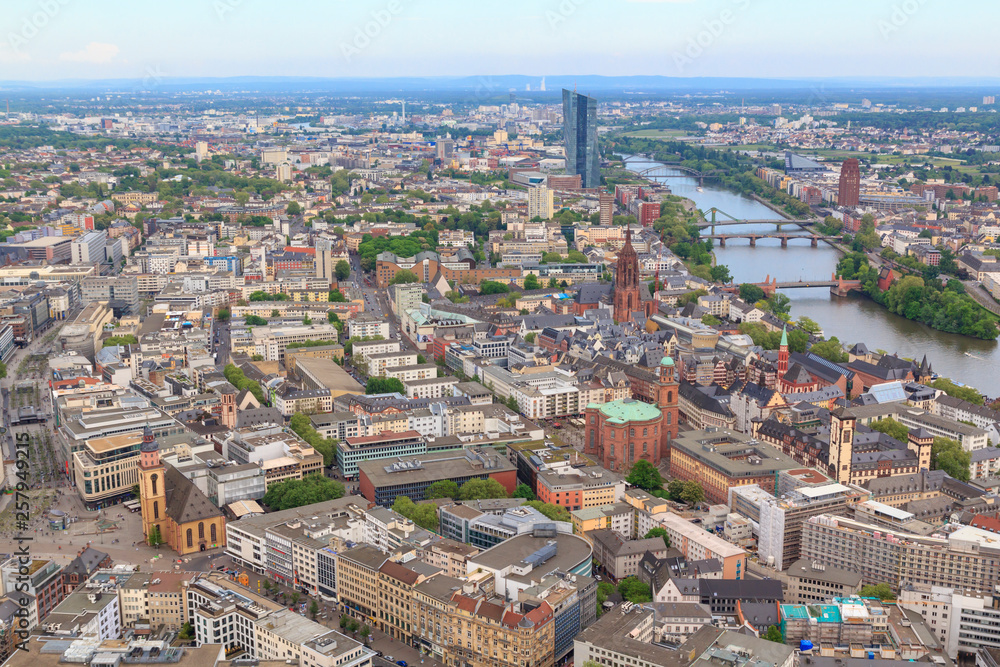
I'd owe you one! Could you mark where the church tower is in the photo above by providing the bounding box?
[777,325,789,377]
[138,425,166,544]
[828,407,856,484]
[613,226,641,323]
[657,355,679,443]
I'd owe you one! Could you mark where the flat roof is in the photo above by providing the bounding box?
[85,432,143,454]
[797,483,852,498]
[296,357,365,394]
[359,449,515,488]
[470,532,592,579]
[14,236,73,247]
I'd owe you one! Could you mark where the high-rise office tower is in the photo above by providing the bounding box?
[562,89,600,189]
[838,158,860,207]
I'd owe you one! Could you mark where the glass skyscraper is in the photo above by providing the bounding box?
[562,89,600,188]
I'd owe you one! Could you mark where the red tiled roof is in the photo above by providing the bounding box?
[970,514,1000,533]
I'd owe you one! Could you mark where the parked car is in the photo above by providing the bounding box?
[396,662,407,667]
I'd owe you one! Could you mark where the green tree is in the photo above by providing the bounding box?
[393,495,417,518]
[809,337,848,363]
[644,527,670,549]
[626,459,663,493]
[480,280,510,295]
[272,309,280,317]
[680,481,705,505]
[392,496,439,531]
[548,277,560,288]
[286,201,302,215]
[309,599,320,619]
[360,624,371,645]
[762,625,784,644]
[932,437,971,481]
[513,483,536,500]
[147,525,164,548]
[542,252,563,263]
[425,480,460,500]
[410,503,439,531]
[329,289,348,302]
[224,363,266,404]
[103,334,139,347]
[667,479,685,502]
[765,293,792,317]
[710,264,732,283]
[340,615,349,630]
[796,316,822,334]
[335,260,351,281]
[216,308,231,322]
[417,354,427,364]
[739,283,766,304]
[701,314,721,326]
[389,270,420,285]
[178,622,194,641]
[525,332,536,344]
[859,583,896,600]
[525,501,571,522]
[262,474,345,510]
[596,582,616,616]
[617,577,652,603]
[366,377,405,395]
[869,417,910,443]
[0,361,7,379]
[930,378,984,405]
[458,478,509,500]
[288,412,337,465]
[245,315,268,326]
[523,274,540,290]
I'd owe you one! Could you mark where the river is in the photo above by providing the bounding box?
[623,155,1000,397]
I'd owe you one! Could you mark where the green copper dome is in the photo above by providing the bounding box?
[660,356,674,366]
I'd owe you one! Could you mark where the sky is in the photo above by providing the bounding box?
[0,0,997,82]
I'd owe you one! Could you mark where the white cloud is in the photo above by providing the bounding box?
[59,42,120,64]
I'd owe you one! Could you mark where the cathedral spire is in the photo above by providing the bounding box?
[613,225,640,323]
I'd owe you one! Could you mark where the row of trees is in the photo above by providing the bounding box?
[838,251,999,340]
[288,413,337,466]
[223,363,266,404]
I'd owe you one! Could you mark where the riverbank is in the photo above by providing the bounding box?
[623,153,1000,394]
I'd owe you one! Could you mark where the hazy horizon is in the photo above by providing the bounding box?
[1,0,996,83]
